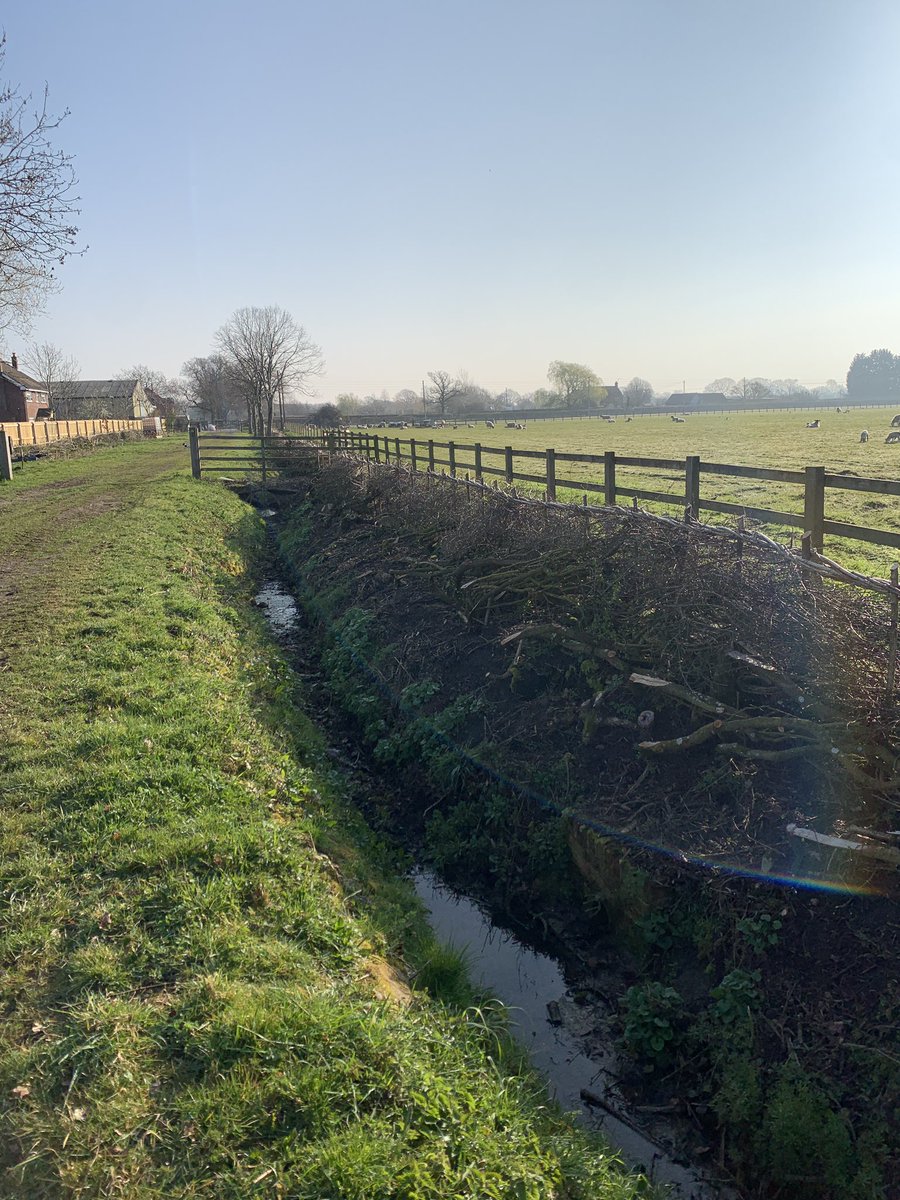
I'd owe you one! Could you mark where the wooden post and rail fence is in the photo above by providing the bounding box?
[188,427,900,564]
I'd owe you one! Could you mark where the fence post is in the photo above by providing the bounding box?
[545,448,556,501]
[474,443,482,481]
[685,455,701,521]
[887,564,899,700]
[449,441,456,476]
[261,437,268,483]
[428,439,435,472]
[410,438,418,471]
[0,433,12,482]
[395,436,401,464]
[803,466,825,555]
[374,435,381,463]
[189,426,201,479]
[505,445,514,484]
[604,450,616,506]
[365,432,371,460]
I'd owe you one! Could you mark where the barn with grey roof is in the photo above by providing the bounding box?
[59,379,151,420]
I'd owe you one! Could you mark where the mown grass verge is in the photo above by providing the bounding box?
[0,451,647,1198]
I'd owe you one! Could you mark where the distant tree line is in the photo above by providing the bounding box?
[702,377,846,401]
[23,331,892,431]
[320,364,660,423]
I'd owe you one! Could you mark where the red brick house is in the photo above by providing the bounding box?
[0,354,51,421]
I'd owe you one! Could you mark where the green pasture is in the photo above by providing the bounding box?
[474,406,898,472]
[349,408,900,574]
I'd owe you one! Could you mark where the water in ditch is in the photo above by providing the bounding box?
[254,580,301,635]
[254,575,733,1199]
[413,869,732,1199]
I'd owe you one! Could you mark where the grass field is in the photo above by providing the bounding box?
[0,441,646,1199]
[345,407,900,574]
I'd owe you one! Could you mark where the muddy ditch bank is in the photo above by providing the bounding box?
[254,572,731,1197]
[250,461,897,1199]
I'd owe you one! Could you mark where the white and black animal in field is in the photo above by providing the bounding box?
[891,414,900,427]
[885,430,900,444]
[806,419,820,429]
[670,415,685,423]
[859,430,869,443]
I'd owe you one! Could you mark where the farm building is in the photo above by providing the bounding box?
[57,379,151,420]
[0,355,52,421]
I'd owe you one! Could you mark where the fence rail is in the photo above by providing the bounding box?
[296,428,900,561]
[190,429,322,483]
[189,428,900,563]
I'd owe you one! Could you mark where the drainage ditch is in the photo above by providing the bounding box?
[253,570,734,1198]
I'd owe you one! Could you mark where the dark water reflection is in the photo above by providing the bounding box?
[414,869,733,1199]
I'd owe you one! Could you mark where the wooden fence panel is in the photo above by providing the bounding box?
[0,418,145,447]
[266,431,900,561]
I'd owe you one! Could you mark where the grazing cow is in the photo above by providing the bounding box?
[891,414,900,427]
[485,420,495,429]
[625,416,633,422]
[886,431,900,444]
[860,430,869,443]
[806,419,820,429]
[671,415,685,423]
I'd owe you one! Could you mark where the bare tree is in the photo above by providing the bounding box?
[704,377,737,394]
[0,37,82,332]
[182,354,240,426]
[704,376,774,401]
[427,370,463,418]
[335,392,361,416]
[215,306,323,434]
[24,340,79,416]
[622,377,654,407]
[393,388,420,413]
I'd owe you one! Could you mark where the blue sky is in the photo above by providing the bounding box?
[4,0,900,400]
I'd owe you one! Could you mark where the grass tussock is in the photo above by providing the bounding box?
[0,444,646,1198]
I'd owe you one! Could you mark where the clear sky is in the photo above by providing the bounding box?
[3,0,900,400]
